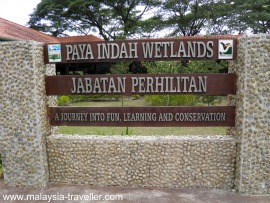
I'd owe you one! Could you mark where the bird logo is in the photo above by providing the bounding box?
[218,40,233,59]
[220,42,232,55]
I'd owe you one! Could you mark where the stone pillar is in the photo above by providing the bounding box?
[46,64,59,135]
[229,34,270,194]
[0,41,49,187]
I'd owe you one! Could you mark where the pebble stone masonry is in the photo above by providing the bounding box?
[47,135,236,189]
[228,34,270,194]
[0,35,269,194]
[0,41,49,187]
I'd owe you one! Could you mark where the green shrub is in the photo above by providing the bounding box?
[57,96,70,106]
[143,61,181,74]
[198,95,223,106]
[69,95,120,102]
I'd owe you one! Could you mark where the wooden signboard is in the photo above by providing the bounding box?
[48,106,235,127]
[45,73,236,96]
[45,36,237,127]
[44,38,237,63]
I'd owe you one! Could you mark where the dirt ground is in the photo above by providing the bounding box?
[1,179,270,203]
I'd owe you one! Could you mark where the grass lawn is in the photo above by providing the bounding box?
[58,96,228,136]
[59,126,226,136]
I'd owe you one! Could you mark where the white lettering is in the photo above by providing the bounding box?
[154,42,162,58]
[206,41,214,58]
[129,42,138,58]
[111,43,120,59]
[85,44,94,59]
[197,41,206,58]
[66,45,73,60]
[78,44,86,60]
[142,42,154,58]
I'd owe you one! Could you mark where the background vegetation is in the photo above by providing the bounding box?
[28,0,270,39]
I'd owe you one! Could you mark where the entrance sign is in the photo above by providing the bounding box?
[44,36,237,127]
[45,73,236,96]
[48,106,235,127]
[44,38,237,63]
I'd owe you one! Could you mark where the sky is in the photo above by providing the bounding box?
[0,0,41,26]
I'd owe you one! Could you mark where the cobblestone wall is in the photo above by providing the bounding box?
[0,41,49,187]
[47,135,236,189]
[229,34,270,194]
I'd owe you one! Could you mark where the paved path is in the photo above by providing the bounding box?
[0,179,270,203]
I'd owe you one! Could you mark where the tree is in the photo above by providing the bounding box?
[28,0,71,37]
[158,0,216,36]
[28,0,160,40]
[28,0,270,38]
[227,0,270,34]
[205,0,270,35]
[203,1,234,35]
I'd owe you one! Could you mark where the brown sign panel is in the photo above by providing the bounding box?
[45,73,236,96]
[48,106,235,127]
[44,38,237,63]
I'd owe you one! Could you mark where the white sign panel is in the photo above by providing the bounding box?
[48,44,62,62]
[218,39,233,59]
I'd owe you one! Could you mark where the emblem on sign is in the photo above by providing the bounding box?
[48,44,62,62]
[218,39,233,59]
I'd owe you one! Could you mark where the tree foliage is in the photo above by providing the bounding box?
[28,0,270,38]
[28,0,160,39]
[227,0,270,34]
[158,0,216,36]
